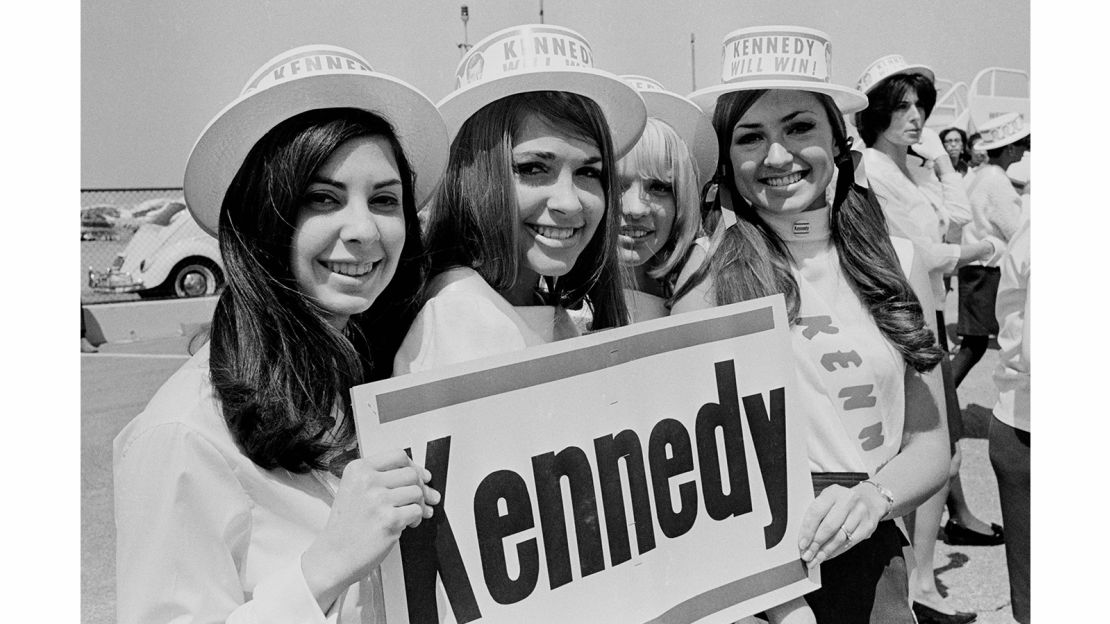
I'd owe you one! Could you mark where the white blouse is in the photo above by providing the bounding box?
[864,147,970,307]
[393,267,580,375]
[114,343,385,624]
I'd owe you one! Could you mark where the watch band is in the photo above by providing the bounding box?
[860,479,895,517]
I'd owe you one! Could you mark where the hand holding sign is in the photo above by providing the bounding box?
[796,483,887,568]
[301,449,441,611]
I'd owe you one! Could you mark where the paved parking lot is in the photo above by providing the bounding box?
[81,311,1018,623]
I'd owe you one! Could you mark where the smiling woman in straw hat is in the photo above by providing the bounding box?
[393,24,646,373]
[612,75,710,322]
[113,44,449,622]
[672,26,949,624]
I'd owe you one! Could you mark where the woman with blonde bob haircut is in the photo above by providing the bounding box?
[618,118,702,285]
[614,76,708,321]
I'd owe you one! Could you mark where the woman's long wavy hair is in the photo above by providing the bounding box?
[424,91,628,329]
[208,108,427,473]
[673,89,942,372]
[617,117,703,299]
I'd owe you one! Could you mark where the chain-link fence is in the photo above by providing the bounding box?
[81,188,224,305]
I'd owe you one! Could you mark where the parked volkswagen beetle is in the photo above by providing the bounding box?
[88,200,224,298]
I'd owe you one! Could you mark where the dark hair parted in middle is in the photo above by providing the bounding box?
[424,90,628,329]
[675,89,943,373]
[208,107,427,474]
[854,73,938,147]
[941,126,971,174]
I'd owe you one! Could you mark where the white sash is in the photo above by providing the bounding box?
[789,254,907,474]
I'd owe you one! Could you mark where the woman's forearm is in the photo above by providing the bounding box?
[865,367,950,517]
[955,239,994,267]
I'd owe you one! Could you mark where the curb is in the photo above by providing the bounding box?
[83,297,217,344]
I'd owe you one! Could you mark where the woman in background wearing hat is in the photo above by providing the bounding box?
[673,26,949,624]
[950,113,1029,390]
[113,45,448,623]
[855,55,1001,624]
[394,25,645,372]
[614,76,706,322]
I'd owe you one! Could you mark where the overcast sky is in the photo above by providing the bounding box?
[81,0,1030,188]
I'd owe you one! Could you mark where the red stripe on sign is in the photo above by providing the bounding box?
[374,304,776,422]
[644,561,808,624]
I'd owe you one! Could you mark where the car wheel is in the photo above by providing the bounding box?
[170,259,223,298]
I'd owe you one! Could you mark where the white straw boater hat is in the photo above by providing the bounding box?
[621,74,716,181]
[437,24,646,158]
[976,112,1030,151]
[687,26,867,182]
[856,54,935,95]
[184,44,449,237]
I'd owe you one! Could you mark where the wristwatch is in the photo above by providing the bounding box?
[859,479,895,518]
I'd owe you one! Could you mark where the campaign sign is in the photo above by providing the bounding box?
[352,295,817,623]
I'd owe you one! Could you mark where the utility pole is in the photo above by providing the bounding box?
[539,0,545,23]
[458,5,471,56]
[690,33,696,92]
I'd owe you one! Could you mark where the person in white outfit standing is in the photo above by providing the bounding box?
[854,54,998,624]
[989,199,1030,624]
[951,113,1030,387]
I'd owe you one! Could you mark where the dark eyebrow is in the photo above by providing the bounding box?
[735,109,817,130]
[311,175,402,190]
[513,150,555,160]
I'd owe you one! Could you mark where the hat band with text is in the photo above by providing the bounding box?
[243,49,374,95]
[455,25,595,89]
[983,115,1026,143]
[624,75,666,92]
[720,31,831,84]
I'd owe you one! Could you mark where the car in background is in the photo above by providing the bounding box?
[80,205,122,241]
[88,200,224,298]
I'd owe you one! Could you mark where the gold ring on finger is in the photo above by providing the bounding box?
[841,525,854,542]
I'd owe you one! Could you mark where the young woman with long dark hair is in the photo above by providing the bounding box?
[113,45,449,623]
[394,25,646,372]
[674,27,950,624]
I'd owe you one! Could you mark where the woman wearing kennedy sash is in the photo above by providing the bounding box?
[672,26,949,623]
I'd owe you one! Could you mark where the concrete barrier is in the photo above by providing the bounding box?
[83,296,217,344]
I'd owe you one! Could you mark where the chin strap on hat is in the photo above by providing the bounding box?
[718,185,739,229]
[700,168,738,234]
[831,136,856,214]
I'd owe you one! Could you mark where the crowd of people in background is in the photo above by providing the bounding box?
[109,23,1031,624]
